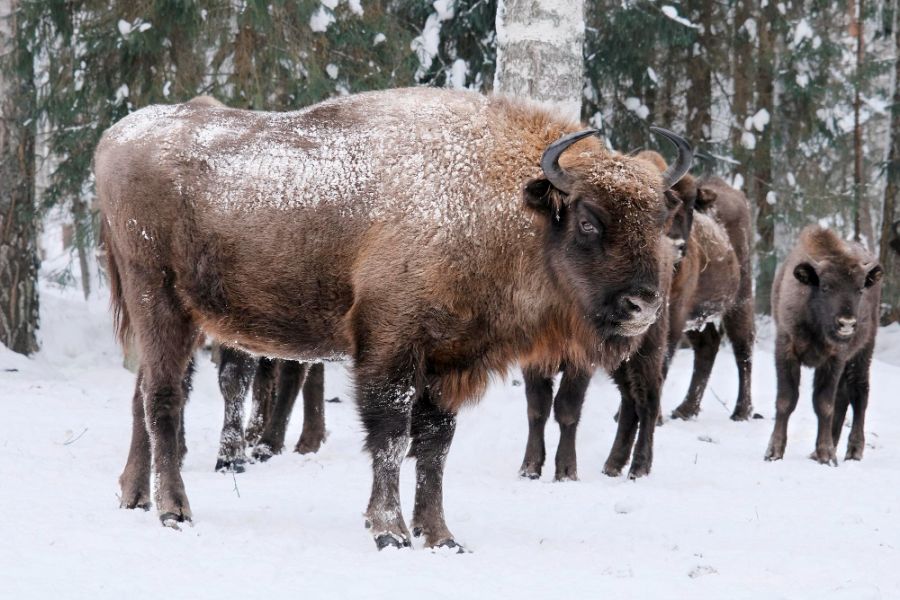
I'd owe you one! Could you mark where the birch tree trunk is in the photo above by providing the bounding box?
[0,0,39,355]
[494,0,585,121]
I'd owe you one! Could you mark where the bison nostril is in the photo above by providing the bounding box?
[625,298,643,314]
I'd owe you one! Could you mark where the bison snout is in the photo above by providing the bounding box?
[615,288,662,336]
[835,316,857,338]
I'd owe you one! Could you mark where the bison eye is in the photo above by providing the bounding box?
[580,220,598,235]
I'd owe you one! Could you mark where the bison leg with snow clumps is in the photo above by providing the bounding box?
[216,347,255,472]
[253,360,307,461]
[670,323,721,420]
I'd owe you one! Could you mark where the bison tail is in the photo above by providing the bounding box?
[101,219,132,348]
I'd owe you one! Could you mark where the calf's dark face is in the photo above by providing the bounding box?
[525,178,669,340]
[793,261,883,342]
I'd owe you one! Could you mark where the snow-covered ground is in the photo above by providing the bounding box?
[3,278,900,599]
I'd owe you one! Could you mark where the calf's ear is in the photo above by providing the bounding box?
[523,177,564,220]
[865,265,884,288]
[793,263,819,286]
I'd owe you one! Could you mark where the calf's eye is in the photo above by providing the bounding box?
[580,220,598,234]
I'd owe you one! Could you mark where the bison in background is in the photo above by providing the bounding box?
[765,225,882,464]
[668,176,755,422]
[97,87,691,550]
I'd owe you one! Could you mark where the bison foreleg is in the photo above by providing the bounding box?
[519,366,554,479]
[603,367,639,477]
[843,345,873,461]
[295,362,326,454]
[810,358,845,466]
[409,388,462,552]
[765,337,801,461]
[553,366,591,481]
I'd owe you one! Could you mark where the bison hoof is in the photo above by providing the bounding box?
[671,405,699,421]
[627,464,651,480]
[215,457,246,473]
[251,443,275,462]
[374,533,411,551]
[845,444,864,461]
[602,463,624,478]
[554,465,578,482]
[809,450,838,467]
[159,512,191,530]
[730,406,753,422]
[295,434,324,455]
[431,538,467,554]
[518,462,542,480]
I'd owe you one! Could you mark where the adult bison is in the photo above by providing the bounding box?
[765,226,882,464]
[518,149,690,482]
[96,88,691,550]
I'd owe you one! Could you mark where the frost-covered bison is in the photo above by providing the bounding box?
[96,87,691,550]
[765,226,882,464]
[667,176,755,421]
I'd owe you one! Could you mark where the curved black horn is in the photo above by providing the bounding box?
[540,129,600,194]
[649,126,694,190]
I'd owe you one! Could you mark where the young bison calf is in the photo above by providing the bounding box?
[765,226,882,464]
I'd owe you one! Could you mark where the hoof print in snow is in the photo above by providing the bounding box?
[688,565,717,579]
[697,434,719,444]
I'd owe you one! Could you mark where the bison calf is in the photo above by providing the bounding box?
[765,226,882,464]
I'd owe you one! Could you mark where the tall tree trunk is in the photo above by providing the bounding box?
[879,0,900,324]
[753,0,777,314]
[494,0,585,120]
[686,0,713,145]
[0,0,39,355]
[731,0,754,181]
[852,0,875,249]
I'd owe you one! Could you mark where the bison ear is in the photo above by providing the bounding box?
[696,187,717,209]
[793,263,819,286]
[523,177,563,219]
[865,265,884,288]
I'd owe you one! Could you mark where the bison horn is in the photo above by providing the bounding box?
[649,126,694,190]
[540,129,600,194]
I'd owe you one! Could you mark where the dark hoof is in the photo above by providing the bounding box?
[121,499,151,511]
[159,512,191,529]
[251,444,275,462]
[602,463,624,478]
[752,413,764,420]
[809,450,838,467]
[215,457,246,473]
[671,405,699,421]
[845,445,864,461]
[325,396,341,403]
[518,462,542,480]
[554,466,578,482]
[432,539,467,554]
[295,434,324,455]
[627,465,650,480]
[730,410,752,422]
[374,533,411,551]
[412,526,423,538]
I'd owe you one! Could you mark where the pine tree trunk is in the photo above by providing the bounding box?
[753,0,777,314]
[731,0,754,179]
[494,0,585,120]
[879,2,900,324]
[0,0,40,355]
[686,0,713,145]
[852,0,875,249]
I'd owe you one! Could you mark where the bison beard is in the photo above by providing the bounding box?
[96,87,689,550]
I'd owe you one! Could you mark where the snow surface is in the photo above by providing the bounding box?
[3,279,900,598]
